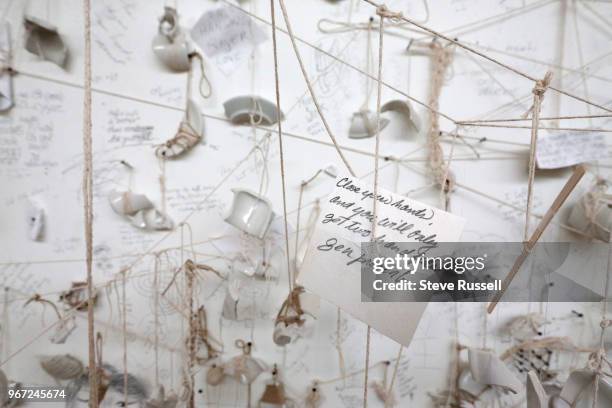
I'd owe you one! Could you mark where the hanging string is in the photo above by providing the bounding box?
[276,0,357,177]
[121,270,128,408]
[81,0,98,406]
[524,71,553,241]
[269,0,294,293]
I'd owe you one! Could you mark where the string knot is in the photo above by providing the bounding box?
[376,5,403,21]
[532,71,553,97]
[600,319,611,329]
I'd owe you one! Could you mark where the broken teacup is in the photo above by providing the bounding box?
[381,99,421,138]
[225,188,275,239]
[223,96,284,126]
[152,7,190,72]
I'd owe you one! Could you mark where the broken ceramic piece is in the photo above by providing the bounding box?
[468,348,522,394]
[223,96,284,126]
[273,287,318,346]
[221,279,242,320]
[155,99,204,158]
[26,200,44,241]
[381,99,421,138]
[23,15,68,68]
[348,110,389,139]
[526,371,550,408]
[109,190,173,231]
[50,316,76,344]
[458,368,487,398]
[145,386,178,408]
[258,367,287,408]
[567,186,611,242]
[0,22,14,112]
[225,189,275,239]
[152,7,190,72]
[558,369,612,407]
[323,164,338,178]
[109,191,153,216]
[40,354,84,381]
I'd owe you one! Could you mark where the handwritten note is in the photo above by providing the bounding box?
[536,131,610,169]
[298,176,465,346]
[191,6,267,76]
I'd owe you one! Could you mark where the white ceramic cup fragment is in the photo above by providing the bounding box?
[23,15,69,68]
[381,99,421,138]
[225,188,275,239]
[223,96,284,126]
[348,110,390,139]
[467,348,522,394]
[152,7,190,72]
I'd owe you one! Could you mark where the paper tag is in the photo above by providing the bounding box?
[536,132,610,169]
[190,6,267,76]
[297,176,466,346]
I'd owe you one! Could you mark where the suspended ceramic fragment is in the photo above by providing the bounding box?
[225,189,275,239]
[526,371,550,408]
[567,183,611,242]
[0,22,13,112]
[205,363,225,386]
[40,354,84,381]
[231,255,268,278]
[26,200,44,241]
[152,7,190,71]
[381,99,421,137]
[458,368,487,398]
[109,191,154,216]
[468,349,522,394]
[258,366,287,408]
[223,340,266,385]
[59,281,98,311]
[323,164,338,178]
[156,99,204,159]
[223,96,284,126]
[145,386,178,408]
[23,15,68,68]
[558,369,612,408]
[49,316,76,344]
[109,190,173,231]
[273,287,317,346]
[348,110,389,139]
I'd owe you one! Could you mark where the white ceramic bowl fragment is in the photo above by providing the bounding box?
[381,99,421,138]
[223,96,284,126]
[23,15,69,68]
[225,188,275,239]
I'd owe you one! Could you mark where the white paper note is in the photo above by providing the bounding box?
[297,176,466,346]
[190,6,267,76]
[536,131,610,169]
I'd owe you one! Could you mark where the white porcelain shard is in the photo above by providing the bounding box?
[26,200,44,241]
[526,371,549,408]
[23,15,69,68]
[223,96,284,126]
[458,368,487,398]
[129,209,173,231]
[109,191,154,216]
[225,189,275,239]
[222,279,242,320]
[0,22,14,112]
[468,349,522,394]
[323,164,338,178]
[348,110,389,139]
[223,355,266,384]
[558,369,612,408]
[155,99,204,159]
[152,7,190,72]
[381,99,421,137]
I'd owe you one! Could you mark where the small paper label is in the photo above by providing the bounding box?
[536,131,610,169]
